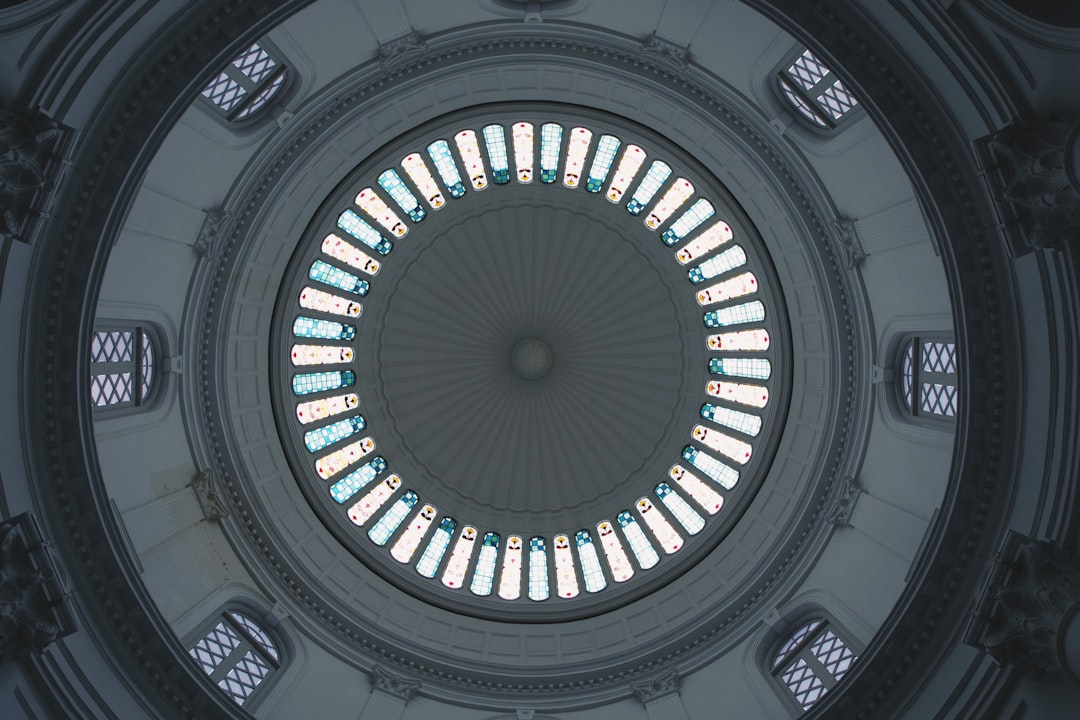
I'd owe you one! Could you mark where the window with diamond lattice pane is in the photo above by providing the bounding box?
[189,609,282,706]
[91,327,158,412]
[896,337,958,422]
[200,41,288,123]
[777,47,859,130]
[772,618,857,711]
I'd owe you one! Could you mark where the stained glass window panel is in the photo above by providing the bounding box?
[298,286,362,317]
[291,370,355,396]
[706,328,770,352]
[290,343,354,367]
[708,357,772,380]
[668,465,724,514]
[355,188,408,238]
[626,161,671,215]
[441,526,477,589]
[512,122,534,183]
[498,535,524,600]
[692,424,753,465]
[321,234,380,276]
[676,221,734,264]
[303,415,365,452]
[328,456,386,503]
[616,511,660,569]
[662,198,715,245]
[606,144,646,203]
[401,153,447,209]
[586,134,620,192]
[575,531,607,593]
[596,521,635,581]
[528,537,550,601]
[454,130,488,190]
[417,517,457,578]
[470,532,500,596]
[562,126,592,188]
[482,124,511,184]
[391,504,437,563]
[315,436,374,480]
[295,393,358,424]
[347,475,400,526]
[703,300,766,328]
[553,534,580,598]
[654,483,704,535]
[367,488,417,544]
[292,316,356,341]
[696,272,758,306]
[636,497,683,553]
[682,445,739,490]
[700,403,762,437]
[706,380,770,408]
[539,123,563,183]
[309,259,369,296]
[688,245,747,284]
[427,140,466,198]
[337,209,393,255]
[644,177,693,230]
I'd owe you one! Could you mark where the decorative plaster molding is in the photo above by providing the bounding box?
[378,32,427,70]
[640,33,689,70]
[834,217,867,268]
[630,669,680,704]
[191,469,229,521]
[980,117,1080,255]
[967,533,1080,676]
[0,514,76,663]
[0,101,69,244]
[193,208,227,259]
[371,665,421,701]
[829,475,863,527]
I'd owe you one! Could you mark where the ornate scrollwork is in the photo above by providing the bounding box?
[371,664,421,701]
[0,102,68,244]
[640,33,689,70]
[967,533,1080,676]
[190,469,229,521]
[982,117,1080,254]
[378,32,428,71]
[0,514,75,663]
[629,669,680,704]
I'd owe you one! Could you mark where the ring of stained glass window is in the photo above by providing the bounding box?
[272,106,790,619]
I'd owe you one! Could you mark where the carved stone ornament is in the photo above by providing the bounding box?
[371,664,421,701]
[834,217,867,268]
[981,117,1080,254]
[193,208,228,259]
[0,513,76,663]
[640,33,689,70]
[966,533,1080,676]
[829,475,863,527]
[378,31,428,70]
[0,101,69,244]
[630,669,680,704]
[190,469,229,521]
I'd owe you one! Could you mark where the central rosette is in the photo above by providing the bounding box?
[376,199,684,520]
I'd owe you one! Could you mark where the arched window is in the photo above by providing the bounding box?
[90,327,157,411]
[898,337,959,420]
[189,608,283,707]
[777,49,859,130]
[200,41,289,124]
[771,618,857,711]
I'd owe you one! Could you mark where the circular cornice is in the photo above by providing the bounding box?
[196,25,853,706]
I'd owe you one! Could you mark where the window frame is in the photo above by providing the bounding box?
[775,47,861,132]
[895,335,959,424]
[198,39,291,127]
[770,616,858,713]
[89,324,160,414]
[186,604,286,709]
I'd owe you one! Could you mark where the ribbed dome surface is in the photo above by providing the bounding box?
[378,201,683,516]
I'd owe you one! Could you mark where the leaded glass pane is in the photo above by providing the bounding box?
[681,445,739,490]
[654,483,704,535]
[700,403,762,437]
[692,424,753,465]
[662,198,715,246]
[553,534,580,598]
[417,517,457,578]
[454,130,488,190]
[441,526,477,589]
[688,245,747,284]
[562,126,592,188]
[626,160,671,215]
[315,436,374,480]
[596,521,635,581]
[586,134,620,192]
[498,535,524,600]
[636,497,683,553]
[575,530,607,593]
[366,487,416,543]
[528,537,549,601]
[616,511,659,569]
[329,456,387,503]
[668,465,724,514]
[295,393,359,425]
[470,532,500,596]
[644,177,693,230]
[676,220,733,264]
[378,169,426,222]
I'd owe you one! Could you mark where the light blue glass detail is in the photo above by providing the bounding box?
[427,140,466,198]
[703,300,766,328]
[292,316,355,341]
[575,530,607,593]
[309,260,370,296]
[470,532,500,596]
[303,415,366,452]
[626,161,671,215]
[291,370,355,396]
[586,135,621,192]
[377,169,426,222]
[688,246,747,284]
[701,403,763,436]
[368,490,418,546]
[329,456,387,504]
[682,446,739,490]
[528,537,549,601]
[482,125,511,184]
[708,357,772,380]
[662,199,715,245]
[540,123,563,184]
[416,517,457,577]
[337,210,393,255]
[616,511,660,569]
[655,482,705,534]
